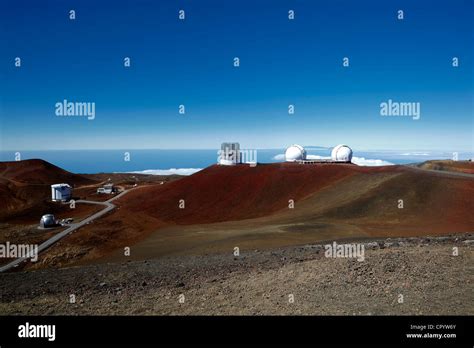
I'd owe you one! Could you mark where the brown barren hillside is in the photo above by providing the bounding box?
[0,159,95,185]
[94,162,472,263]
[0,159,98,221]
[3,160,473,269]
[0,159,183,222]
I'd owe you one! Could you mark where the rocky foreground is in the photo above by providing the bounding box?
[0,234,472,315]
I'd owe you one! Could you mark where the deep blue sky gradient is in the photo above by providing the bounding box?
[1,0,473,151]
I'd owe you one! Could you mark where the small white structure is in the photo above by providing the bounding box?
[331,144,353,162]
[97,183,115,194]
[51,183,72,202]
[39,214,57,228]
[285,144,307,162]
[219,142,241,166]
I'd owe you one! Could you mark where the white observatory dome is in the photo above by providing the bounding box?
[285,144,307,162]
[40,214,56,228]
[331,144,353,162]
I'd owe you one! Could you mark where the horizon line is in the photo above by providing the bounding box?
[1,147,473,153]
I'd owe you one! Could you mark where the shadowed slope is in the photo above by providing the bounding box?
[0,159,94,185]
[0,159,97,220]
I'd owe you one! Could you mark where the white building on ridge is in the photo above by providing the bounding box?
[51,183,72,202]
[285,144,307,162]
[331,144,353,162]
[218,142,241,166]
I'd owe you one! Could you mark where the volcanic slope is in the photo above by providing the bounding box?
[0,159,97,221]
[120,162,474,228]
[120,163,377,224]
[111,162,474,259]
[23,162,474,267]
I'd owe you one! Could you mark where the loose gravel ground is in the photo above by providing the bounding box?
[0,234,472,315]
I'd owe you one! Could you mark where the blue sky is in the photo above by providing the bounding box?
[0,0,473,151]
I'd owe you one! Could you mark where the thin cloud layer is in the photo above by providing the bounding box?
[126,168,203,176]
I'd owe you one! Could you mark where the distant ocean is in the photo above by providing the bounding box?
[0,149,472,175]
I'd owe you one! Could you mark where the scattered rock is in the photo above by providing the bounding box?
[366,242,378,250]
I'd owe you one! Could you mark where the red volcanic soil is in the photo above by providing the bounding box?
[30,161,474,268]
[119,163,405,224]
[5,160,473,269]
[0,159,183,223]
[0,159,94,185]
[117,162,474,237]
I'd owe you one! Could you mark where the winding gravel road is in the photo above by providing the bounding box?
[405,164,474,179]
